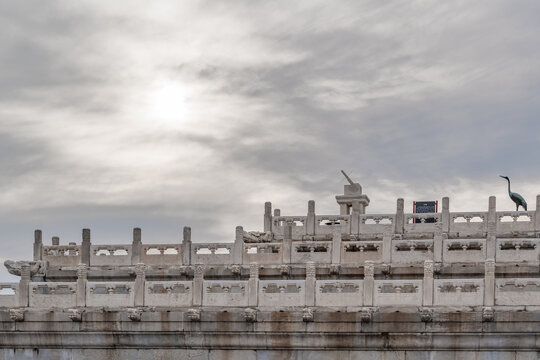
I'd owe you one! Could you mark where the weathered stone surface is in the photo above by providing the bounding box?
[1,187,540,358]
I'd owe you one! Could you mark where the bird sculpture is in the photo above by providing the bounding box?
[499,175,527,211]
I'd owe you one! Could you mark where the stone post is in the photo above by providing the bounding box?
[350,201,360,234]
[81,228,91,266]
[535,195,540,232]
[19,263,30,307]
[441,197,450,234]
[33,230,42,261]
[132,228,141,265]
[423,260,434,306]
[282,225,292,264]
[433,224,443,263]
[395,198,404,234]
[192,265,204,306]
[264,202,272,233]
[182,227,192,266]
[331,229,341,264]
[134,263,146,307]
[382,235,392,263]
[274,209,280,217]
[52,236,60,246]
[248,263,259,307]
[486,196,497,259]
[484,259,495,306]
[305,262,316,307]
[363,261,374,306]
[233,226,244,265]
[76,264,88,307]
[306,200,316,235]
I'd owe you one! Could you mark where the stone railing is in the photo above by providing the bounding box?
[87,282,134,307]
[495,278,540,305]
[192,243,234,265]
[90,245,132,266]
[140,244,182,265]
[29,282,77,308]
[442,239,486,263]
[434,279,484,306]
[0,283,19,307]
[496,238,539,263]
[21,195,540,270]
[42,245,81,267]
[3,260,533,309]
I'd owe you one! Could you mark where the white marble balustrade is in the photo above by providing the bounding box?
[243,243,282,265]
[496,239,539,263]
[258,280,305,308]
[86,282,134,307]
[42,245,81,267]
[202,280,249,307]
[391,240,434,264]
[140,244,182,266]
[495,278,540,305]
[90,245,132,266]
[29,282,77,308]
[434,279,484,306]
[0,283,19,307]
[374,280,423,306]
[192,243,234,265]
[291,241,332,264]
[340,241,382,264]
[315,280,363,307]
[145,281,192,307]
[443,239,486,263]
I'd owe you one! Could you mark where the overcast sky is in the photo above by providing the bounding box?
[1,1,539,281]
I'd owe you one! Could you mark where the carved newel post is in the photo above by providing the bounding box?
[423,260,434,306]
[18,263,30,307]
[307,200,316,235]
[282,225,292,264]
[134,263,147,307]
[486,196,497,259]
[248,263,259,307]
[193,265,204,306]
[305,262,316,307]
[33,230,42,261]
[233,226,243,265]
[484,259,495,306]
[264,202,272,233]
[331,227,342,264]
[76,264,88,307]
[433,198,448,263]
[441,197,450,233]
[363,261,375,306]
[132,228,142,265]
[182,226,192,266]
[350,201,360,234]
[81,228,91,266]
[395,198,404,235]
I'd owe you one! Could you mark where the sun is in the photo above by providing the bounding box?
[146,82,189,126]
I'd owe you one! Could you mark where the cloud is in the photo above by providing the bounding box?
[1,1,540,280]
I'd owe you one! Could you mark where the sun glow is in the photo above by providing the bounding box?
[146,83,190,126]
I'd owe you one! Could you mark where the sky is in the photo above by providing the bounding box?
[1,1,540,281]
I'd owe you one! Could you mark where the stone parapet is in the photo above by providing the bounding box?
[0,307,538,359]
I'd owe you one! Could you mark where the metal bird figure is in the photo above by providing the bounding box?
[499,175,527,211]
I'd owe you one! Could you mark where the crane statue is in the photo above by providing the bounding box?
[499,175,527,211]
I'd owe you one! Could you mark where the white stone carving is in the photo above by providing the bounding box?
[243,308,257,322]
[302,307,314,322]
[9,308,24,322]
